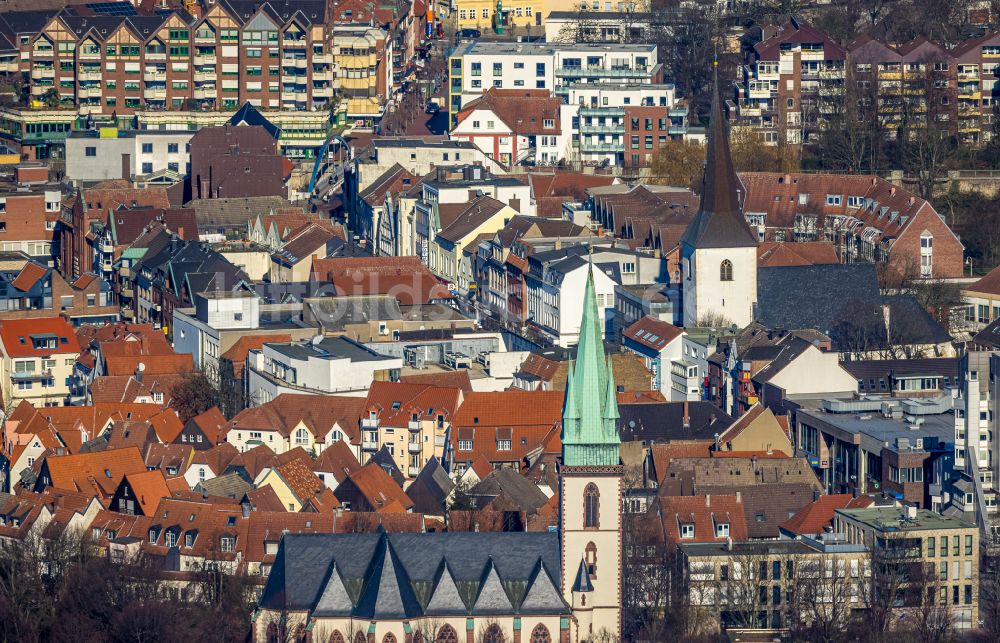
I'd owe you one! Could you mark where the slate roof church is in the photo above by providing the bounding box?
[252,267,624,642]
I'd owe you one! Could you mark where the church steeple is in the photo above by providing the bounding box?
[680,64,758,250]
[561,259,620,467]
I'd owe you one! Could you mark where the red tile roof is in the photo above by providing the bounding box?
[969,264,1000,297]
[779,493,874,536]
[311,256,454,305]
[757,241,840,267]
[313,440,362,484]
[399,369,473,393]
[10,261,47,292]
[121,469,173,516]
[343,463,415,512]
[229,393,366,443]
[456,89,563,136]
[649,442,714,483]
[188,407,227,445]
[450,389,564,465]
[0,317,79,358]
[103,354,194,377]
[362,381,463,427]
[623,316,684,352]
[654,493,749,549]
[43,447,148,503]
[220,334,292,378]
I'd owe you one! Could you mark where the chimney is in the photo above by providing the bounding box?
[813,489,820,502]
[683,401,690,428]
[241,502,251,518]
[736,491,741,503]
[726,536,733,551]
[889,187,896,197]
[705,494,711,507]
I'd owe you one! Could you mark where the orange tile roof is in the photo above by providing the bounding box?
[313,440,361,484]
[343,463,414,512]
[121,469,173,516]
[969,264,1000,297]
[273,459,326,505]
[43,447,148,502]
[450,390,564,464]
[649,442,713,483]
[362,381,463,427]
[10,261,47,292]
[757,241,840,267]
[779,494,874,536]
[229,393,365,443]
[189,407,227,445]
[219,334,292,378]
[103,354,194,377]
[616,390,666,404]
[399,370,473,393]
[623,316,685,352]
[310,256,455,305]
[0,317,79,358]
[654,494,749,550]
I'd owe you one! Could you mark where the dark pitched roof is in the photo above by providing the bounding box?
[755,263,881,334]
[617,402,735,442]
[228,102,281,139]
[680,70,757,249]
[260,532,568,616]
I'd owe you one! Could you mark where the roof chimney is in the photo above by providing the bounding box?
[705,494,710,507]
[683,401,690,428]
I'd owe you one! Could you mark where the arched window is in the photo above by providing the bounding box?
[530,624,552,643]
[383,634,397,643]
[412,633,425,643]
[295,428,309,445]
[436,625,459,643]
[584,483,600,528]
[482,624,506,643]
[329,632,345,643]
[266,623,280,643]
[294,625,306,643]
[354,633,367,643]
[586,541,597,579]
[720,259,733,282]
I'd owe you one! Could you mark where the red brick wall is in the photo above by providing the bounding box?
[890,204,964,279]
[623,106,671,168]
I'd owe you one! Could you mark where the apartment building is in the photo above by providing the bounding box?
[736,17,845,146]
[0,316,80,407]
[359,381,463,476]
[0,182,62,264]
[330,24,392,126]
[678,536,869,633]
[22,1,332,116]
[447,41,661,126]
[65,129,193,182]
[835,506,978,630]
[737,19,1000,147]
[564,83,688,166]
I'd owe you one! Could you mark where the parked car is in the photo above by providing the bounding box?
[458,28,481,39]
[425,101,440,114]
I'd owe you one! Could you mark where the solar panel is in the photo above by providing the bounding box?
[86,2,138,16]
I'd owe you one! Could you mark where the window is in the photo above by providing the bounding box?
[716,522,730,537]
[584,483,599,528]
[585,542,597,578]
[826,194,843,206]
[458,439,473,451]
[141,163,153,174]
[220,536,235,552]
[295,428,308,445]
[141,143,153,153]
[497,439,511,451]
[85,147,96,157]
[167,143,179,154]
[720,259,733,282]
[680,523,694,538]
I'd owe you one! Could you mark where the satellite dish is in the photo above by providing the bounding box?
[137,362,145,372]
[311,335,324,346]
[628,420,635,429]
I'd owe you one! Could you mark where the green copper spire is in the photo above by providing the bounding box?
[561,258,621,467]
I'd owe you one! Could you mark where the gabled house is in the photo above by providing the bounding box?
[33,447,148,507]
[333,462,414,513]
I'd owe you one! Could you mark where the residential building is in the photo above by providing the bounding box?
[447,41,661,126]
[735,17,846,146]
[0,316,80,407]
[740,172,965,278]
[310,256,456,306]
[17,0,333,117]
[330,24,392,126]
[245,336,402,405]
[621,315,685,400]
[678,536,869,634]
[65,130,193,183]
[427,195,516,294]
[366,137,503,176]
[0,252,116,325]
[450,88,570,167]
[835,506,978,629]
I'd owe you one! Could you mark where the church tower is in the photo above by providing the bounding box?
[681,65,759,328]
[560,260,622,641]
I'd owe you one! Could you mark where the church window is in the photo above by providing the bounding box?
[482,624,505,643]
[530,624,552,643]
[329,633,345,643]
[435,625,459,643]
[383,635,397,643]
[584,483,600,528]
[586,541,598,578]
[720,259,733,282]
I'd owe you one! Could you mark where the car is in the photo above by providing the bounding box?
[458,28,481,39]
[425,101,440,114]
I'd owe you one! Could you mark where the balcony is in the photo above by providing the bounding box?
[556,65,648,78]
[78,70,101,81]
[361,439,379,451]
[313,69,333,81]
[361,418,378,429]
[30,68,54,80]
[143,88,166,100]
[193,70,216,82]
[11,369,53,381]
[143,70,166,81]
[120,286,134,298]
[408,442,421,453]
[579,106,624,117]
[739,106,762,117]
[313,85,333,97]
[193,54,217,65]
[145,52,166,61]
[407,466,420,477]
[121,308,134,320]
[78,87,102,98]
[408,420,421,431]
[314,53,332,64]
[580,124,623,135]
[31,49,53,58]
[283,38,307,48]
[283,57,308,70]
[193,87,217,99]
[580,142,623,153]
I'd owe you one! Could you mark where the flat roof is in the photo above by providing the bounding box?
[373,138,476,149]
[797,406,953,453]
[454,41,657,57]
[67,130,194,139]
[679,539,867,557]
[268,336,396,363]
[837,507,974,531]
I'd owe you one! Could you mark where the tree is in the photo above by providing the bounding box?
[647,139,705,189]
[170,371,225,424]
[814,67,885,174]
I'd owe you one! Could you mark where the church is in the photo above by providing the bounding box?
[681,68,759,329]
[252,266,624,643]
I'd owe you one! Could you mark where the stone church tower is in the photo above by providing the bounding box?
[560,260,623,641]
[681,66,759,328]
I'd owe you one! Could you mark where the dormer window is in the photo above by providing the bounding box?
[716,522,730,538]
[148,528,159,543]
[680,523,695,539]
[220,536,235,552]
